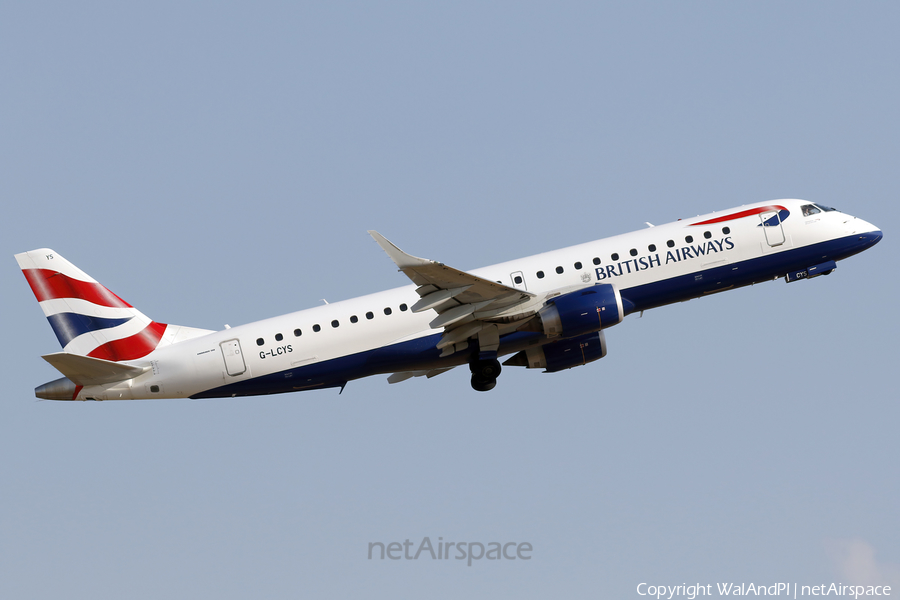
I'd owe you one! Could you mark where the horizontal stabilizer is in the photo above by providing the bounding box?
[42,352,149,386]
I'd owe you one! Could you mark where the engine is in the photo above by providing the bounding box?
[505,331,608,373]
[539,284,624,338]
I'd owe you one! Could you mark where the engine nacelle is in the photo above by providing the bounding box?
[507,331,608,373]
[539,284,624,338]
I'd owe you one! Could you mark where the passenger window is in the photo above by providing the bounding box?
[350,315,358,323]
[294,329,302,337]
[399,304,408,312]
[313,324,321,332]
[704,231,712,239]
[514,275,523,284]
[275,333,283,341]
[366,311,374,320]
[592,257,601,265]
[648,244,656,252]
[537,271,545,279]
[555,266,564,274]
[384,307,392,315]
[629,249,637,257]
[611,253,619,261]
[685,235,693,243]
[722,227,730,235]
[574,261,582,270]
[667,240,675,248]
[331,320,339,328]
[256,338,264,346]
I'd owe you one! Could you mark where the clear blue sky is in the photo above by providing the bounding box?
[2,3,897,598]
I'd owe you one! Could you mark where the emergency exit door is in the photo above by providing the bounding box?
[510,271,527,291]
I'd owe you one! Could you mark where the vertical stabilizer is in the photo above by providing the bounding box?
[15,249,189,361]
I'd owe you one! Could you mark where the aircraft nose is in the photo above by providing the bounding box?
[849,216,882,249]
[862,229,883,248]
[853,228,883,253]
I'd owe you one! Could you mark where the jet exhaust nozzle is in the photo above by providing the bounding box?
[35,377,79,401]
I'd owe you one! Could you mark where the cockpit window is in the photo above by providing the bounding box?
[801,204,821,217]
[814,204,837,212]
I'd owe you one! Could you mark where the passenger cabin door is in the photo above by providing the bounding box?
[220,339,246,376]
[760,211,786,247]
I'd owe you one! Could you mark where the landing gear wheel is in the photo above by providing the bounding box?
[470,376,497,392]
[469,359,501,392]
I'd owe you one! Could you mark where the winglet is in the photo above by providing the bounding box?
[368,231,432,269]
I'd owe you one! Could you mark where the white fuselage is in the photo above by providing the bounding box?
[69,199,881,400]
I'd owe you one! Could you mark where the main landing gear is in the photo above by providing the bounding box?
[469,358,501,392]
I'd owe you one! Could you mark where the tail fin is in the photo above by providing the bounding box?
[15,249,209,361]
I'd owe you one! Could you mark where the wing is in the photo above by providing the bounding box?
[386,366,456,384]
[369,231,538,357]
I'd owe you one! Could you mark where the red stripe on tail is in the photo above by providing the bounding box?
[88,322,167,361]
[22,269,133,308]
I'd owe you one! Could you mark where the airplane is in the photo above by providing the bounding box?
[16,199,881,400]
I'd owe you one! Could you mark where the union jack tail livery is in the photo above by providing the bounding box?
[16,249,212,399]
[16,249,170,360]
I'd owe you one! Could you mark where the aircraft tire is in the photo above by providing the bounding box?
[470,374,497,392]
[470,358,501,380]
[469,358,501,392]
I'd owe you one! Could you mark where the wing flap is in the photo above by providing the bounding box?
[410,286,471,313]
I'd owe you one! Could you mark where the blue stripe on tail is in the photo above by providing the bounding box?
[46,313,133,347]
